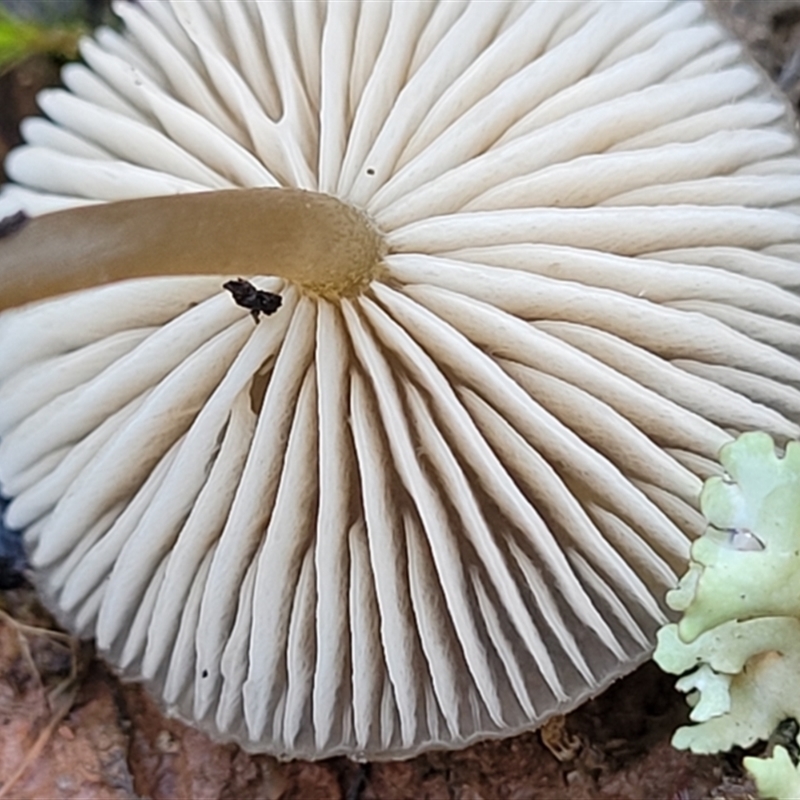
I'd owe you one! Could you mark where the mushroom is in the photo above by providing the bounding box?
[2,0,800,761]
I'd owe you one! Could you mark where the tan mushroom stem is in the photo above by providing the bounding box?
[0,188,387,309]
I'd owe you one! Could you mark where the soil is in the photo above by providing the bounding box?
[0,1,798,798]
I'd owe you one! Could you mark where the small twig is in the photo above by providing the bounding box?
[0,681,79,800]
[0,609,82,799]
[0,608,74,645]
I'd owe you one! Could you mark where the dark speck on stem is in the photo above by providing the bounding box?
[0,211,29,240]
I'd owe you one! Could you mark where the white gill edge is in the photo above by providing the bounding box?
[372,283,692,564]
[533,320,800,436]
[372,68,762,225]
[369,1,683,216]
[143,390,258,681]
[465,129,795,211]
[362,293,631,660]
[193,299,316,721]
[312,302,353,750]
[0,327,152,435]
[342,302,505,727]
[351,364,423,750]
[240,367,319,741]
[0,292,246,477]
[6,393,148,528]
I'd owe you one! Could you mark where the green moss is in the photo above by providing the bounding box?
[0,7,86,73]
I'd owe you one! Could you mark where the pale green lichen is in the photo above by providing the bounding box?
[653,432,800,800]
[745,746,800,800]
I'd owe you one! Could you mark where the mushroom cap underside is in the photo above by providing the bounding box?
[2,0,800,760]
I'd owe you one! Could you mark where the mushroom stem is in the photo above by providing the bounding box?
[0,188,386,309]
